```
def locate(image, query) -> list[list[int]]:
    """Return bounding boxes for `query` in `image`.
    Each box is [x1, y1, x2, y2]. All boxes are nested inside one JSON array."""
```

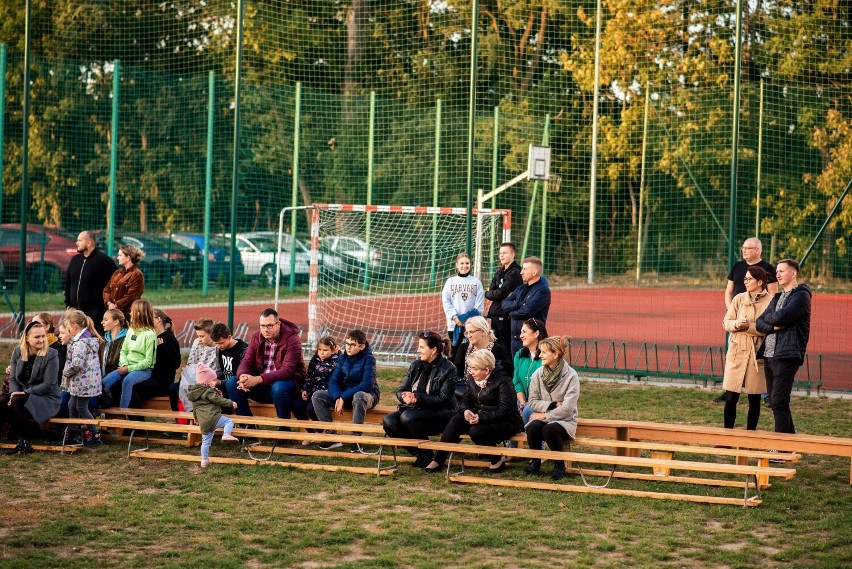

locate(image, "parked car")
[[321, 235, 390, 279], [99, 233, 202, 288], [0, 224, 78, 293], [170, 233, 244, 282], [234, 231, 343, 286]]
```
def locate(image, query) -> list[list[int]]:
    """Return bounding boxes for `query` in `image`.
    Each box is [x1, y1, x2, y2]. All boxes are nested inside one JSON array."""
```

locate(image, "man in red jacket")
[[227, 308, 307, 419]]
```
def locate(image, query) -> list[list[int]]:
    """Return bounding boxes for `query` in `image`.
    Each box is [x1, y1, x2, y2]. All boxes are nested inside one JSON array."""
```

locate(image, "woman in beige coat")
[[722, 265, 772, 430]]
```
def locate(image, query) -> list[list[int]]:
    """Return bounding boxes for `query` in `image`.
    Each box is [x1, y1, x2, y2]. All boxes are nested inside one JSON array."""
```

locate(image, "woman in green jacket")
[[512, 318, 548, 425], [100, 299, 157, 408]]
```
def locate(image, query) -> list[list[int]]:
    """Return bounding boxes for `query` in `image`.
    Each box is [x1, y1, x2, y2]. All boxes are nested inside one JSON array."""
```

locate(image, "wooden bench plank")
[[0, 442, 79, 453], [130, 450, 395, 475], [571, 437, 800, 462], [450, 475, 763, 507]]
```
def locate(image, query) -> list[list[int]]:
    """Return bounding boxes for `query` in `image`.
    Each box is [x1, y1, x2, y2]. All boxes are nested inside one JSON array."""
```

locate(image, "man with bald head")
[[714, 237, 778, 403], [64, 230, 117, 333]]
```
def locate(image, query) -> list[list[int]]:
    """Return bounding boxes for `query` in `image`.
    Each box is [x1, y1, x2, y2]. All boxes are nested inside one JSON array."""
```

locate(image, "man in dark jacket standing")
[[229, 308, 307, 419], [502, 256, 551, 356], [756, 259, 811, 434], [484, 242, 522, 351], [64, 231, 117, 332]]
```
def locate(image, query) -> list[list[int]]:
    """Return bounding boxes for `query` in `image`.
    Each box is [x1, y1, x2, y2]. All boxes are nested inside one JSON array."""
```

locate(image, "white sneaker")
[[318, 441, 343, 450], [221, 434, 239, 443], [200, 459, 210, 468], [301, 439, 313, 446]]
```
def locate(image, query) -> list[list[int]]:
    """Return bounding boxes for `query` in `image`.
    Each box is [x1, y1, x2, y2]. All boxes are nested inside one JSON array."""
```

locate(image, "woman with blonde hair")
[[442, 252, 484, 360], [100, 299, 157, 408], [454, 315, 512, 381], [0, 321, 61, 454], [61, 310, 105, 445], [424, 350, 521, 474], [103, 244, 145, 320], [523, 336, 580, 480]]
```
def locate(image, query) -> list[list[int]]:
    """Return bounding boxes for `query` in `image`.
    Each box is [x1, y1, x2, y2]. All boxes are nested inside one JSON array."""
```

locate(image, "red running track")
[[146, 287, 852, 391]]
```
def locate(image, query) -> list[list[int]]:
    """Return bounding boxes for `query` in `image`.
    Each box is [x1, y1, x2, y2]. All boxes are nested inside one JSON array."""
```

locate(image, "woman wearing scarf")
[[722, 265, 771, 430], [442, 253, 484, 360], [424, 350, 521, 474], [523, 336, 580, 480], [382, 331, 461, 467]]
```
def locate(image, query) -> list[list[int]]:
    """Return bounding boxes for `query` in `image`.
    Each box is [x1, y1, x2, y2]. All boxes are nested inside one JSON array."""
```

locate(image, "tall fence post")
[[728, 0, 744, 269], [289, 81, 301, 292], [636, 84, 650, 285], [203, 70, 214, 296], [227, 0, 245, 330], [588, 0, 603, 285], [430, 98, 442, 287], [19, 0, 33, 327], [539, 114, 551, 268], [0, 44, 6, 223], [465, 0, 480, 257], [107, 60, 120, 258], [363, 90, 375, 291], [490, 106, 499, 267], [755, 78, 764, 238]]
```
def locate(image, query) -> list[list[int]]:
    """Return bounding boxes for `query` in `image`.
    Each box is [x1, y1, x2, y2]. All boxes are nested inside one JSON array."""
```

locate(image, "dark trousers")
[[490, 315, 512, 353], [724, 391, 762, 430], [525, 419, 572, 465], [765, 358, 799, 434], [382, 407, 454, 457], [0, 393, 36, 439], [433, 413, 518, 465]]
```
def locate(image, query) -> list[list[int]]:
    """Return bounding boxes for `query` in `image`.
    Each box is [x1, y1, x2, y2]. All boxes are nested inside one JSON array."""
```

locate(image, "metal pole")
[[227, 0, 245, 330], [363, 90, 375, 290], [490, 106, 499, 266], [0, 44, 6, 223], [539, 115, 551, 268], [587, 0, 602, 285], [800, 178, 852, 267], [755, 78, 764, 238], [289, 81, 301, 292], [107, 60, 120, 257], [19, 0, 32, 327], [465, 0, 480, 256], [636, 84, 650, 285], [430, 98, 441, 287], [728, 0, 744, 270], [203, 70, 214, 296]]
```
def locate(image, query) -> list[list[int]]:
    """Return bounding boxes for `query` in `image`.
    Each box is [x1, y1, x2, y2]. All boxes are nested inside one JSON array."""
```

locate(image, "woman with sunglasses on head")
[[0, 321, 61, 455], [128, 309, 181, 407], [454, 316, 512, 381], [383, 331, 461, 467], [425, 350, 521, 474], [722, 265, 772, 430]]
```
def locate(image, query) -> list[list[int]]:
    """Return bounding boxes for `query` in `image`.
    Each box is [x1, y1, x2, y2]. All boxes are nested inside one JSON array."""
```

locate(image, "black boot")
[[6, 438, 32, 456], [524, 459, 541, 475], [414, 451, 434, 468], [551, 461, 566, 481]]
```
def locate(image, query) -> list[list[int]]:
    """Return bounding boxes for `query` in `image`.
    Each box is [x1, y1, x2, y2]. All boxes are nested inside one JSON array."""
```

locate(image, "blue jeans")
[[102, 368, 154, 408], [225, 377, 304, 419], [201, 415, 235, 462], [311, 390, 377, 425]]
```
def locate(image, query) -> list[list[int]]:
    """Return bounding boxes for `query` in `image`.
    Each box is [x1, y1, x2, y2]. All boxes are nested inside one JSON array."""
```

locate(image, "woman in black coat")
[[425, 349, 522, 473], [383, 331, 461, 467], [454, 315, 512, 380]]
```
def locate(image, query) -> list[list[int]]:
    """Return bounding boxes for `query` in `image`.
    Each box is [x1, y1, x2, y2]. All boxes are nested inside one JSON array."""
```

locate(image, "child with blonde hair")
[[61, 310, 105, 445], [187, 363, 239, 467]]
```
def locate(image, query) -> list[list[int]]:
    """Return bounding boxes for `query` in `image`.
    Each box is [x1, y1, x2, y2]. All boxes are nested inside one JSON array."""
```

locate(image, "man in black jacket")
[[64, 231, 117, 332], [756, 259, 811, 434], [484, 242, 522, 351]]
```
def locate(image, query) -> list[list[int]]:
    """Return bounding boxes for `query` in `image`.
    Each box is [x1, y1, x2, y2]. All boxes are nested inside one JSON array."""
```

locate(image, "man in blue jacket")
[[312, 330, 380, 450], [756, 259, 811, 434], [502, 256, 551, 356]]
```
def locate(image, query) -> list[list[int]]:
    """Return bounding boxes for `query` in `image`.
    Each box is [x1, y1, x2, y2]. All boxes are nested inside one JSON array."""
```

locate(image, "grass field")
[[1, 367, 851, 568]]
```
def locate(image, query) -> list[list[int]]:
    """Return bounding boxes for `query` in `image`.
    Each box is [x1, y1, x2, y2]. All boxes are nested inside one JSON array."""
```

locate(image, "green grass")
[[1, 369, 850, 568]]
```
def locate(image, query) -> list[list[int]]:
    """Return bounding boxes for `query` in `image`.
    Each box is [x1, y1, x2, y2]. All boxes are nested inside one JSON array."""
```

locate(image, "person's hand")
[[118, 366, 129, 375], [302, 390, 309, 401], [518, 399, 526, 411], [401, 391, 415, 404], [555, 401, 563, 408], [8, 391, 25, 405], [463, 409, 476, 423], [530, 412, 547, 422], [238, 374, 261, 391], [231, 401, 237, 409], [5, 365, 10, 375], [468, 413, 480, 425], [107, 302, 117, 310], [334, 398, 344, 416]]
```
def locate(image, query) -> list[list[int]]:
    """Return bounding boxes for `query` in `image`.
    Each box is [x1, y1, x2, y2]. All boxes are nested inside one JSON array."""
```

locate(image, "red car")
[[0, 224, 79, 293]]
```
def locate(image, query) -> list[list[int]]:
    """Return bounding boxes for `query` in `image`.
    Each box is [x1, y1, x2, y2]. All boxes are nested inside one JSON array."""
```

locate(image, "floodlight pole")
[[0, 44, 6, 222], [107, 60, 120, 258], [587, 0, 602, 285], [728, 0, 744, 271], [465, 0, 480, 257], [227, 0, 245, 330]]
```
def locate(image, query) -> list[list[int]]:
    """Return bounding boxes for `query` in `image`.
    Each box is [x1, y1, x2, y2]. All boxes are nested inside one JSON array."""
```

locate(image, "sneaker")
[[221, 434, 239, 443], [200, 459, 210, 468], [301, 439, 313, 447], [767, 450, 787, 465], [349, 443, 362, 453], [318, 441, 343, 450], [83, 431, 102, 446]]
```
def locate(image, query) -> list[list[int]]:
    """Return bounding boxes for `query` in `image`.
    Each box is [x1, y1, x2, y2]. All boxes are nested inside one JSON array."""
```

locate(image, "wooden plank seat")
[[0, 442, 79, 454], [417, 441, 796, 507], [576, 418, 852, 484], [45, 417, 105, 454]]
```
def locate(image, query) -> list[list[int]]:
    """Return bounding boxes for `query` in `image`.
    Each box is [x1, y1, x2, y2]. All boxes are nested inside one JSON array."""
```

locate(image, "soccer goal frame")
[[304, 204, 511, 362]]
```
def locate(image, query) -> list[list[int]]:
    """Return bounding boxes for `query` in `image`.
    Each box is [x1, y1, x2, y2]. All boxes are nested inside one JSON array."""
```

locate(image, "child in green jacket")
[[187, 363, 238, 467]]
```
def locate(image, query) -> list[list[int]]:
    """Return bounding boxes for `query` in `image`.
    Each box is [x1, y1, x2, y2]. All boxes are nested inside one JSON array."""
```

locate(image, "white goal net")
[[307, 205, 511, 363]]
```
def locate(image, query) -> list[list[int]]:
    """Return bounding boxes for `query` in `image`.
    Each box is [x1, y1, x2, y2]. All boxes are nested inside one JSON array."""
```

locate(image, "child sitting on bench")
[[187, 363, 239, 467]]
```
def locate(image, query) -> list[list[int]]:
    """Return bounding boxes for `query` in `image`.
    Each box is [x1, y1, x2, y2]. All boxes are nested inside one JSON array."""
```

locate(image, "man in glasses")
[[228, 308, 307, 420], [715, 237, 778, 403]]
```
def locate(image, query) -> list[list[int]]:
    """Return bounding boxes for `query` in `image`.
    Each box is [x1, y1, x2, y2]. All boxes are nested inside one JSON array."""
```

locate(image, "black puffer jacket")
[[756, 284, 812, 364], [395, 355, 460, 411], [457, 369, 522, 429]]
